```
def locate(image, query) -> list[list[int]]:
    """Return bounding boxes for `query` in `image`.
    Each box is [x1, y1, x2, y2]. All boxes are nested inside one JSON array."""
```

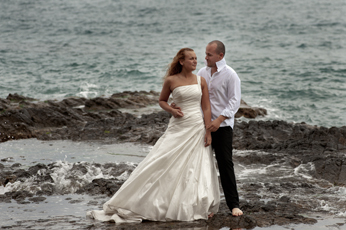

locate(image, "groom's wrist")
[[218, 115, 227, 122]]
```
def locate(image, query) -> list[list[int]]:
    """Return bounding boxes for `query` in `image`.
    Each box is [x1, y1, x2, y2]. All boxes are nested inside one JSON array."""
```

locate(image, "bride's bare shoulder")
[[165, 74, 180, 83]]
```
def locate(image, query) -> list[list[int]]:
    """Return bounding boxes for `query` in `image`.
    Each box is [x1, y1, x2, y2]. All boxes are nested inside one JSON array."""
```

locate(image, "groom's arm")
[[220, 72, 241, 121], [207, 72, 241, 132]]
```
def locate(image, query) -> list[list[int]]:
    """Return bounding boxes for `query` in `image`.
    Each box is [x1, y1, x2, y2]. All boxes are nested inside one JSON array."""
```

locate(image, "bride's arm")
[[159, 77, 184, 118], [201, 77, 212, 147]]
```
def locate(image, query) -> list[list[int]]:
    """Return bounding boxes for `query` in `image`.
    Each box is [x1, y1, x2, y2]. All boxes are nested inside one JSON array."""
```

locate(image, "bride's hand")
[[171, 108, 184, 118], [204, 132, 212, 147]]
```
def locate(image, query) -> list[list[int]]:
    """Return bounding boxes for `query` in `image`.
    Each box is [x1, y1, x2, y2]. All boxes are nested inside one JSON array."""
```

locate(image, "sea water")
[[0, 0, 345, 127], [1, 1, 346, 228], [1, 140, 346, 229]]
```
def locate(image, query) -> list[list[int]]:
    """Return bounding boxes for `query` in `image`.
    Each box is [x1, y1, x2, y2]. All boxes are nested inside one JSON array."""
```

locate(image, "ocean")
[[1, 1, 346, 228], [0, 0, 345, 128]]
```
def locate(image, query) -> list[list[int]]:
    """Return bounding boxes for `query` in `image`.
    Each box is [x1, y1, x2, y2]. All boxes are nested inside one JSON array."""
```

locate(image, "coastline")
[[1, 91, 346, 229]]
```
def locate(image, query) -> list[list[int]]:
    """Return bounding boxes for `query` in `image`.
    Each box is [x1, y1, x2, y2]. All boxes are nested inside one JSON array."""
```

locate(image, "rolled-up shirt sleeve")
[[220, 72, 241, 119]]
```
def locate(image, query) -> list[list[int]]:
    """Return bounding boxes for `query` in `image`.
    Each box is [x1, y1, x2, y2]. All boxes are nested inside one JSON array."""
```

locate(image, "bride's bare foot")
[[232, 208, 243, 216], [208, 213, 214, 218]]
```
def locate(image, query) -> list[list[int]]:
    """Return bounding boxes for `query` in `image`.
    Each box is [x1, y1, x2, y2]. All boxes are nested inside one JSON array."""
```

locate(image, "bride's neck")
[[179, 69, 194, 78]]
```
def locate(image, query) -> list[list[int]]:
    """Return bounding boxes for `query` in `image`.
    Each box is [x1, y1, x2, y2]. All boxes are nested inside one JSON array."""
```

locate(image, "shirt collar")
[[215, 58, 226, 72], [205, 58, 227, 73]]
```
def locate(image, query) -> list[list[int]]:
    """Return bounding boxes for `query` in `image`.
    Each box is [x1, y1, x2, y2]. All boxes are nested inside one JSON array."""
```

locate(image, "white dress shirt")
[[197, 58, 241, 129]]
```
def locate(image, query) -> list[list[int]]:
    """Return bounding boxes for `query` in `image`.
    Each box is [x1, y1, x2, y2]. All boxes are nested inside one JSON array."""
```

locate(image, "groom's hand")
[[170, 103, 183, 118], [170, 103, 181, 110], [171, 108, 184, 118], [207, 119, 221, 132], [207, 116, 227, 132]]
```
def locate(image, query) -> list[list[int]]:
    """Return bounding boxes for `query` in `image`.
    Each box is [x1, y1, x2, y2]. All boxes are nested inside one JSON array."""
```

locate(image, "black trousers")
[[211, 126, 239, 210]]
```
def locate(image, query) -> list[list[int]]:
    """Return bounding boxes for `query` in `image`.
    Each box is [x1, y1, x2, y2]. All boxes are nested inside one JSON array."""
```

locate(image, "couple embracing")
[[87, 40, 243, 223]]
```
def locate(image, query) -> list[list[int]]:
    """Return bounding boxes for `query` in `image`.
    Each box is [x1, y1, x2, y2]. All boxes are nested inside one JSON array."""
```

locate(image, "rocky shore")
[[0, 92, 267, 144], [1, 91, 346, 229]]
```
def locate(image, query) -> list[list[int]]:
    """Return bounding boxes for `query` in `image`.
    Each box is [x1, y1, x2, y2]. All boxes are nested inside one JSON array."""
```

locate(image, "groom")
[[198, 40, 243, 216]]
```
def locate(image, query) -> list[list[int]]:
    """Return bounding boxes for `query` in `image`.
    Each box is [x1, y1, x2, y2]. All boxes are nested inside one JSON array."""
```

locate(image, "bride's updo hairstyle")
[[164, 48, 194, 79]]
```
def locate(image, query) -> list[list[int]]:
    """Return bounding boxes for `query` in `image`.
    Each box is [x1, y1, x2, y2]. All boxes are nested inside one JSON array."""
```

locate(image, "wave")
[[1, 161, 136, 196]]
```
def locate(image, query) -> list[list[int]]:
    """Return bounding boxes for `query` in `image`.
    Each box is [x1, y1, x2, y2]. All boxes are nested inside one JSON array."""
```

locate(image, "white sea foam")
[[1, 181, 25, 194], [294, 162, 315, 179], [336, 211, 346, 217], [233, 149, 271, 156], [336, 187, 346, 195], [319, 200, 333, 212], [1, 160, 136, 195], [238, 165, 268, 179], [77, 82, 99, 98], [115, 170, 132, 181]]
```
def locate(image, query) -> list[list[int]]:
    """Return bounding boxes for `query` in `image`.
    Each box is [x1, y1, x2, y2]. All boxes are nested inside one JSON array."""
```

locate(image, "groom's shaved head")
[[209, 40, 225, 56]]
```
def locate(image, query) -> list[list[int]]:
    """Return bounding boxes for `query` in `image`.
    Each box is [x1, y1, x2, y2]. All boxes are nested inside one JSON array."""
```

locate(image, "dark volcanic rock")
[[0, 92, 162, 143], [236, 99, 267, 118], [0, 92, 266, 143], [6, 93, 36, 102], [77, 181, 317, 229], [0, 160, 328, 229], [233, 120, 346, 185], [76, 178, 123, 196], [1, 91, 346, 226], [233, 120, 346, 155], [1, 92, 346, 186], [28, 196, 47, 203]]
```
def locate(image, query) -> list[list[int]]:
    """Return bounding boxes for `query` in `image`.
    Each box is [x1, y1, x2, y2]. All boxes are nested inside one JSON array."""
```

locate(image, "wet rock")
[[11, 163, 22, 168], [68, 199, 83, 204], [0, 160, 324, 229], [311, 156, 346, 186], [7, 190, 33, 201], [28, 196, 47, 203], [0, 92, 266, 144], [14, 169, 31, 179], [236, 99, 267, 118], [103, 162, 136, 178], [36, 184, 55, 196], [1, 157, 14, 162], [1, 91, 346, 186], [1, 174, 17, 186], [70, 163, 88, 175], [28, 163, 48, 175], [208, 212, 257, 229], [6, 93, 35, 102], [278, 195, 291, 203], [1, 92, 346, 229], [84, 91, 160, 111], [87, 200, 99, 206], [232, 120, 346, 185], [234, 152, 277, 165], [76, 178, 124, 196], [0, 194, 11, 203]]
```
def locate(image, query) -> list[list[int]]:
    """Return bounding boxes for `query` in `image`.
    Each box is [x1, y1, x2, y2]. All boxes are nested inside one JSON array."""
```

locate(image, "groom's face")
[[205, 43, 223, 68]]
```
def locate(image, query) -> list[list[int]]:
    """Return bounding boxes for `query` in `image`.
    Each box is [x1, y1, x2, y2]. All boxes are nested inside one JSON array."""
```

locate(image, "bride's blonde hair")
[[164, 48, 194, 79]]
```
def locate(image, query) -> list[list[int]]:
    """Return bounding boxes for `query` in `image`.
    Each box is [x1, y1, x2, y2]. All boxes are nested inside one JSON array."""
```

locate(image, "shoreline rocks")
[[0, 161, 318, 229], [1, 92, 346, 186], [1, 92, 346, 229], [0, 92, 266, 144]]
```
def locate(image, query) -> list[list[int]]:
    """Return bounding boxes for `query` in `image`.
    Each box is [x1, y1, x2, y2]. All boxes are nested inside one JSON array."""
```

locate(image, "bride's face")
[[181, 51, 197, 71]]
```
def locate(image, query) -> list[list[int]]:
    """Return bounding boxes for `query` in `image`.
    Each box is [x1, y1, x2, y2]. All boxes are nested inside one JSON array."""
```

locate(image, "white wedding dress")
[[87, 76, 220, 223]]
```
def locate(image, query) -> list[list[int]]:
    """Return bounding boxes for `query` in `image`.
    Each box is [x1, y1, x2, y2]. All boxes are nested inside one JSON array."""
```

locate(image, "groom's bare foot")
[[208, 213, 214, 218], [232, 208, 243, 216]]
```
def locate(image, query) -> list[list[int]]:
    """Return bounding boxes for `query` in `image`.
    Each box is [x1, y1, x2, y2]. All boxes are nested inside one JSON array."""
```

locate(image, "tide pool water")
[[1, 0, 345, 127], [1, 140, 346, 229]]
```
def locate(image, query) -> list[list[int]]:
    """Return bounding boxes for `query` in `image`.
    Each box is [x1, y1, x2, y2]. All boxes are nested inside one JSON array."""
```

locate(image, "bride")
[[87, 48, 220, 223]]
